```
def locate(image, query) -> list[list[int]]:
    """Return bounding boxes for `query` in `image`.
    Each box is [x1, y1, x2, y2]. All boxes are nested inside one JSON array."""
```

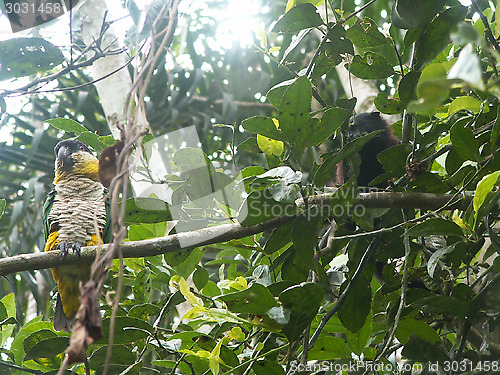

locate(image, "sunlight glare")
[[214, 0, 262, 48]]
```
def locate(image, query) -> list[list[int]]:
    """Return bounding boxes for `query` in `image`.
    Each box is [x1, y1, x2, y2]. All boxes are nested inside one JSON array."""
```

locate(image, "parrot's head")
[[53, 139, 100, 184]]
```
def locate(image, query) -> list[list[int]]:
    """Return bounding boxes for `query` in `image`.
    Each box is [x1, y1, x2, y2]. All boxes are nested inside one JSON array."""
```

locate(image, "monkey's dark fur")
[[348, 112, 399, 187]]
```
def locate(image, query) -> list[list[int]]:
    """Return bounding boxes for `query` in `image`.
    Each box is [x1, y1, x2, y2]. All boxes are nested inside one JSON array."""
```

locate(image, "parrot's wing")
[[42, 190, 57, 242]]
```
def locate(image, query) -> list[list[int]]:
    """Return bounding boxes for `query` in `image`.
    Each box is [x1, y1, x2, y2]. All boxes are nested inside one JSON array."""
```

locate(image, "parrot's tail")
[[54, 293, 75, 332]]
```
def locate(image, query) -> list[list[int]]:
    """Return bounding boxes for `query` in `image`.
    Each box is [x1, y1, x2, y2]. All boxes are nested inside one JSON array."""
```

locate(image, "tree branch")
[[0, 191, 473, 277]]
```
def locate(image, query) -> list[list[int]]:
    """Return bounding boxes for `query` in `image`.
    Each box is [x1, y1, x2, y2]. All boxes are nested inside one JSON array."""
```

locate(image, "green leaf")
[[401, 336, 448, 362], [22, 329, 58, 356], [374, 92, 404, 114], [312, 31, 353, 78], [24, 336, 69, 361], [266, 79, 295, 109], [242, 116, 288, 142], [257, 134, 284, 157], [308, 337, 351, 360], [216, 283, 278, 315], [349, 52, 395, 80], [277, 75, 312, 147], [89, 345, 135, 370], [101, 316, 153, 344], [45, 118, 88, 135], [285, 0, 324, 12], [473, 171, 500, 218], [448, 96, 487, 116], [346, 17, 388, 48], [281, 247, 310, 282], [427, 244, 456, 278], [408, 218, 463, 237], [491, 107, 500, 153], [0, 38, 64, 81], [292, 208, 323, 269], [272, 3, 323, 33], [345, 311, 372, 355], [0, 199, 5, 220], [193, 266, 209, 290], [414, 6, 468, 70], [124, 198, 172, 224], [133, 267, 152, 304], [417, 296, 468, 317], [393, 0, 446, 29], [237, 189, 297, 226], [280, 283, 324, 342], [313, 130, 384, 186], [77, 132, 107, 152], [263, 221, 293, 254], [10, 319, 50, 365], [407, 79, 452, 115], [338, 276, 371, 332], [311, 107, 350, 145], [399, 71, 421, 104], [253, 360, 285, 375], [396, 319, 441, 345], [377, 143, 412, 176], [450, 121, 481, 162]]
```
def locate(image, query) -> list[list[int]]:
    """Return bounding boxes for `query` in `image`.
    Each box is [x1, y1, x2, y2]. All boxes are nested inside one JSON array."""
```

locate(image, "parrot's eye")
[[80, 146, 85, 151]]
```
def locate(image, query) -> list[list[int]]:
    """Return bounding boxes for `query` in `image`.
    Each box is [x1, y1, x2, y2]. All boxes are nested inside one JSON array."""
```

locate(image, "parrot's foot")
[[58, 241, 82, 258]]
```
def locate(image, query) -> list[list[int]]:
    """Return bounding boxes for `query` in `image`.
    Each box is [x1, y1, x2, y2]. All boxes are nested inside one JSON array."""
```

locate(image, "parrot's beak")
[[57, 145, 72, 171]]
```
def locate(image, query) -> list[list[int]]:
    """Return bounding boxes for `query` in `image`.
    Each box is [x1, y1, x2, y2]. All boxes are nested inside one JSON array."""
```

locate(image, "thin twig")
[[375, 210, 410, 360], [470, 0, 500, 53]]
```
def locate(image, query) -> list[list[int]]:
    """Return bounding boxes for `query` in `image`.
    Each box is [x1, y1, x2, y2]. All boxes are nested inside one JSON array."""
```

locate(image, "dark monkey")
[[346, 113, 427, 289], [347, 112, 399, 187]]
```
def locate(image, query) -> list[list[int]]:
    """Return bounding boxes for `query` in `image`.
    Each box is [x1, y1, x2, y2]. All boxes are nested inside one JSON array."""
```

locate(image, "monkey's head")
[[347, 112, 387, 139]]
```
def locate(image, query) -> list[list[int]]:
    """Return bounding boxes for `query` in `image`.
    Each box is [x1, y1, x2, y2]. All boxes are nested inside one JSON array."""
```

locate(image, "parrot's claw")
[[58, 241, 69, 259], [72, 243, 82, 256], [58, 241, 82, 258]]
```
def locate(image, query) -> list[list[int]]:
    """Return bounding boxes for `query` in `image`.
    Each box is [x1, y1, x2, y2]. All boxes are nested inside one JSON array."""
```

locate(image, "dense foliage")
[[1, 0, 500, 374]]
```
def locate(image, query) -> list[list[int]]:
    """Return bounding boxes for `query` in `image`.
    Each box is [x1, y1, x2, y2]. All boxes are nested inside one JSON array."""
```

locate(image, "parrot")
[[43, 139, 111, 331]]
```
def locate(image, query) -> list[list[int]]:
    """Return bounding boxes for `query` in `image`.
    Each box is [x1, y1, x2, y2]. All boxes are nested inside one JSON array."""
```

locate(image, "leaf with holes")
[[349, 52, 395, 80], [0, 38, 64, 81]]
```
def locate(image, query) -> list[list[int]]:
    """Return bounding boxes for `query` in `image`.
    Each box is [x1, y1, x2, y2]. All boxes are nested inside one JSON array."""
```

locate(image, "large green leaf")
[[408, 218, 463, 237], [309, 107, 350, 146], [308, 337, 351, 360], [242, 116, 288, 142], [237, 189, 298, 226], [292, 208, 323, 268], [393, 0, 446, 29], [216, 283, 278, 315], [450, 121, 481, 162], [337, 276, 371, 333], [349, 52, 395, 80], [0, 38, 64, 81], [280, 283, 324, 342], [346, 17, 388, 47], [277, 75, 312, 149], [272, 3, 323, 33], [45, 118, 88, 135], [414, 6, 467, 70], [396, 319, 441, 344]]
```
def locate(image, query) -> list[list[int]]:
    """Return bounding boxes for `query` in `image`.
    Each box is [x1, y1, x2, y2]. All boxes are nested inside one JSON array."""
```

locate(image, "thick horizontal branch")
[[305, 191, 472, 211], [0, 215, 293, 277], [0, 192, 472, 277]]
